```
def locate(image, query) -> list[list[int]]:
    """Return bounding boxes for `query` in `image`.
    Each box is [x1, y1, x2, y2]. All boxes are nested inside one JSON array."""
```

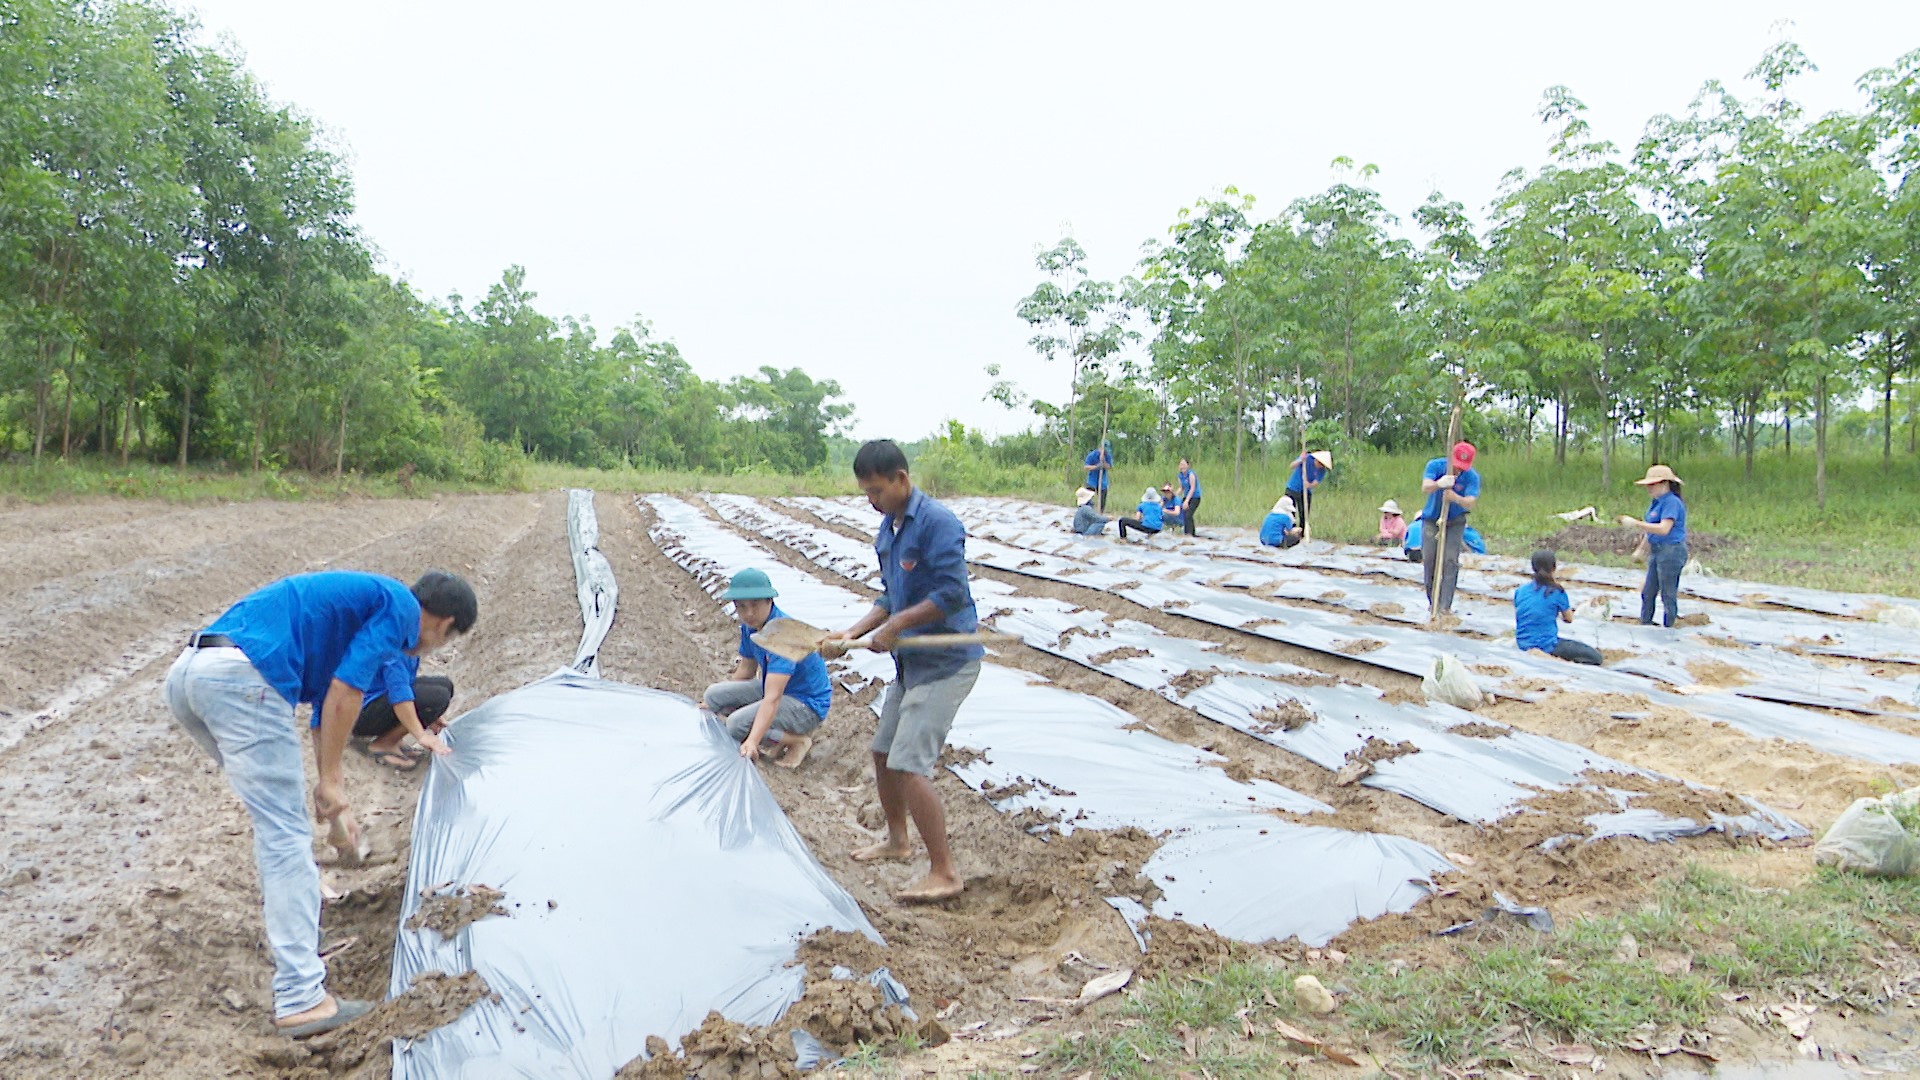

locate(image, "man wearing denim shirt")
[[827, 439, 983, 904]]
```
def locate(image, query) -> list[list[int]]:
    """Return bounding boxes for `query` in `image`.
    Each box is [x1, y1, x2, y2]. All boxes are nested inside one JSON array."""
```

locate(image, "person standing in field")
[[830, 439, 983, 904], [1176, 457, 1202, 537], [1284, 450, 1331, 535], [1082, 440, 1113, 512], [1513, 550, 1603, 665], [163, 570, 477, 1036], [1419, 441, 1481, 616], [1619, 464, 1688, 627]]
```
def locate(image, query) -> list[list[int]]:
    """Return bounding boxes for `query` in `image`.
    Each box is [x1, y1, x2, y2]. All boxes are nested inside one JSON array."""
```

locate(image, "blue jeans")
[[1641, 543, 1688, 627], [164, 648, 326, 1018]]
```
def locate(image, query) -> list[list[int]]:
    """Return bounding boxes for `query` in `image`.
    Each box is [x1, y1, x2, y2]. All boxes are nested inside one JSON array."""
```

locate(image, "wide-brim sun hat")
[[1142, 488, 1160, 503], [1310, 450, 1332, 468], [1634, 464, 1683, 487], [1378, 499, 1402, 515], [721, 567, 778, 601], [1075, 487, 1095, 506]]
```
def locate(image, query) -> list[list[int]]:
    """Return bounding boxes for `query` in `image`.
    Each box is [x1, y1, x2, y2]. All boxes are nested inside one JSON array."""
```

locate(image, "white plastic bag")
[[1812, 788, 1920, 878], [1422, 654, 1484, 711], [1874, 606, 1920, 630]]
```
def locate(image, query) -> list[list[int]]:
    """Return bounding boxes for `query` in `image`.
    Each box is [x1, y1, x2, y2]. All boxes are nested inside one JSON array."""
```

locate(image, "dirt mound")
[[615, 977, 948, 1079], [1448, 722, 1510, 739], [1087, 645, 1150, 665], [1682, 657, 1748, 688], [297, 970, 492, 1076], [404, 884, 507, 938], [1333, 638, 1386, 655], [1250, 700, 1315, 733], [1536, 523, 1735, 559]]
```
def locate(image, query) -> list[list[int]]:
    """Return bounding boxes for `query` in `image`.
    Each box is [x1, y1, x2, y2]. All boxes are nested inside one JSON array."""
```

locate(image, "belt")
[[190, 632, 238, 650]]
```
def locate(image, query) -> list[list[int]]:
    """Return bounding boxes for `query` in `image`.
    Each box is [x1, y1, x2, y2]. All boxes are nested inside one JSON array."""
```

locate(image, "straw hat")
[[1074, 487, 1095, 506], [1633, 464, 1683, 488], [1378, 499, 1402, 516], [1310, 450, 1332, 468]]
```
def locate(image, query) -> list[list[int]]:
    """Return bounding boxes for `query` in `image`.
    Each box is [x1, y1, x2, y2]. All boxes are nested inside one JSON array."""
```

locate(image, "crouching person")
[[703, 568, 832, 769]]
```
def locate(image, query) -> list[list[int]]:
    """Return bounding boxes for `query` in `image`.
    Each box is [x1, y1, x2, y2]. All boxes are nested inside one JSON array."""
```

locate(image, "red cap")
[[1450, 441, 1476, 469]]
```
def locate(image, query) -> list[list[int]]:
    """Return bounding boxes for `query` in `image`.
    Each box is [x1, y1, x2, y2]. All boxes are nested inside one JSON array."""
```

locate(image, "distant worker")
[[1259, 495, 1302, 549], [317, 655, 455, 772], [1418, 441, 1481, 615], [1285, 450, 1331, 534], [829, 439, 982, 904], [1071, 487, 1110, 536], [1619, 464, 1688, 628], [1159, 484, 1184, 531], [1377, 499, 1407, 546], [1513, 550, 1602, 665], [1176, 457, 1202, 537], [1082, 440, 1113, 512], [703, 568, 831, 768], [164, 570, 476, 1037], [1116, 487, 1164, 541], [1403, 518, 1484, 563]]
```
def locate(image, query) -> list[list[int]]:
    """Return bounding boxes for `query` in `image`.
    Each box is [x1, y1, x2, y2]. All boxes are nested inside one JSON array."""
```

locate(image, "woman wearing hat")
[[1259, 495, 1302, 549], [1376, 499, 1407, 545], [1619, 464, 1687, 627], [1284, 450, 1332, 535], [1071, 487, 1110, 536], [1158, 483, 1183, 530]]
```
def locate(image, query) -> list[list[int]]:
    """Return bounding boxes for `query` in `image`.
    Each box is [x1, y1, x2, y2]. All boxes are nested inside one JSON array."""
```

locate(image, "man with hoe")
[[1082, 439, 1113, 512], [831, 439, 983, 903], [164, 569, 478, 1036], [1419, 441, 1481, 616]]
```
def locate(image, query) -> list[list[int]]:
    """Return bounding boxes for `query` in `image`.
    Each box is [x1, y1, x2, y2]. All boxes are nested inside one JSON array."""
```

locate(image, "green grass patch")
[[1056, 865, 1919, 1076]]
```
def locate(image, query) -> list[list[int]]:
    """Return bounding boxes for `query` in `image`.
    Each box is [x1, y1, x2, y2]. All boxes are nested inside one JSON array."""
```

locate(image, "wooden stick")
[[1427, 402, 1464, 623]]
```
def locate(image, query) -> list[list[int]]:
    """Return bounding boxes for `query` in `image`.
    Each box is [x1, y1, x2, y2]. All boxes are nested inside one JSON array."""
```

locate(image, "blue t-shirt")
[[1083, 448, 1111, 490], [739, 603, 833, 719], [876, 488, 983, 686], [1646, 492, 1687, 546], [1286, 458, 1328, 492], [1513, 582, 1570, 652], [1259, 512, 1295, 546], [1138, 500, 1163, 530], [1178, 468, 1201, 501], [312, 654, 418, 729], [205, 571, 420, 707], [1420, 459, 1481, 523], [1405, 519, 1486, 554]]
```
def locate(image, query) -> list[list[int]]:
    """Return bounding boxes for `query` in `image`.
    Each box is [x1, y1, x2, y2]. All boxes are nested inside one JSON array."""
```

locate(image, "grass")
[[1048, 864, 1920, 1077], [10, 445, 1920, 595]]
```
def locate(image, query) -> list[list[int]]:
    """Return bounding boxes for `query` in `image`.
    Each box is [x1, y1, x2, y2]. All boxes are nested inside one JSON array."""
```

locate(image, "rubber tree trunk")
[[1815, 372, 1828, 510], [176, 348, 194, 469]]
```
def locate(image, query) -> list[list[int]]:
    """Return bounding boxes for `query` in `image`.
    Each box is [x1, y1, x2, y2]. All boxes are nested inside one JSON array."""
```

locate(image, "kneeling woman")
[[1513, 550, 1602, 665]]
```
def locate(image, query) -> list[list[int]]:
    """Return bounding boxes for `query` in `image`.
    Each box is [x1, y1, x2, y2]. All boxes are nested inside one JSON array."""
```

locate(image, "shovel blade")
[[750, 617, 830, 662]]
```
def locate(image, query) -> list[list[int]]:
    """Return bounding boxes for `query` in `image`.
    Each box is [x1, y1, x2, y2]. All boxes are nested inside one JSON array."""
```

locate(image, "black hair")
[[1529, 549, 1563, 595], [413, 570, 478, 633], [852, 439, 910, 480]]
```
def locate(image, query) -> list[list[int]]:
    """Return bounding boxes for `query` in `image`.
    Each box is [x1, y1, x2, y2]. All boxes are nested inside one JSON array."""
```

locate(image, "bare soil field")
[[1, 491, 1916, 1079]]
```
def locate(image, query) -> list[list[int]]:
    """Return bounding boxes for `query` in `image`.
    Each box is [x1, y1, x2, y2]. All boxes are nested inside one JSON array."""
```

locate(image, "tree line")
[[0, 0, 851, 479], [1010, 43, 1920, 507]]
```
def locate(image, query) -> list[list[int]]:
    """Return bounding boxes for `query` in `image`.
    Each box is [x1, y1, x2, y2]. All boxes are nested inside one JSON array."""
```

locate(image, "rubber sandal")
[[352, 741, 420, 772], [277, 998, 373, 1039]]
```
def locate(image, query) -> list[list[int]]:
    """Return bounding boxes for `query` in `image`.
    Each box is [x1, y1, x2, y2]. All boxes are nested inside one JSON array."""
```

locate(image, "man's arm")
[[729, 656, 758, 681], [313, 679, 363, 821], [1447, 491, 1478, 511], [392, 699, 449, 755], [740, 670, 793, 757]]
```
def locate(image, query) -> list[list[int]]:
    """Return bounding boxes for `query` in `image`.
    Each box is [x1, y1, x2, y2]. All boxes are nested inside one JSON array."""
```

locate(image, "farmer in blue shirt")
[[702, 568, 833, 768], [1513, 550, 1602, 665], [313, 654, 457, 772], [1419, 441, 1482, 615], [1284, 450, 1331, 535], [1082, 440, 1113, 512], [1403, 519, 1485, 562], [1260, 495, 1302, 548], [1176, 457, 1202, 537], [827, 439, 982, 904], [1117, 487, 1164, 541], [1619, 464, 1689, 627], [163, 570, 477, 1036]]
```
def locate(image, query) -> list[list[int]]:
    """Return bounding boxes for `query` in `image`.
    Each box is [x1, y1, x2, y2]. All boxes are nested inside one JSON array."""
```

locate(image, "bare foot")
[[895, 872, 964, 904], [850, 838, 914, 863], [772, 733, 813, 769]]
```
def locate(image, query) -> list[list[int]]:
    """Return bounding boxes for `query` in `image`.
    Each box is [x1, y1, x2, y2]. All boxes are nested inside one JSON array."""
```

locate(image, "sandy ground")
[[1, 491, 1916, 1078]]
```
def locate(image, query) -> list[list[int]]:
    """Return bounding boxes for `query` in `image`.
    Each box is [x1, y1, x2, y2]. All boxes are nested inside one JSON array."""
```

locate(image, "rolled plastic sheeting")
[[566, 489, 618, 676], [646, 495, 1456, 948], [390, 673, 881, 1078]]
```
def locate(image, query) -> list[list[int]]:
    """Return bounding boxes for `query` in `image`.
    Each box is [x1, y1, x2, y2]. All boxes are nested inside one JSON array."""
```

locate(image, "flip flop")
[[352, 741, 420, 772], [276, 998, 373, 1039]]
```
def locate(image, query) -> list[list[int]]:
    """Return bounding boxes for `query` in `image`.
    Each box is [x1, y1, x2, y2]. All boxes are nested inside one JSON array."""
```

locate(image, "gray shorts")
[[871, 660, 981, 776], [702, 679, 824, 741]]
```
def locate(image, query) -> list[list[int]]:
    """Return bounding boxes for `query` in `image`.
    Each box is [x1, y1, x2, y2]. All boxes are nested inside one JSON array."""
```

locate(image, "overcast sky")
[[178, 1, 1916, 441]]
